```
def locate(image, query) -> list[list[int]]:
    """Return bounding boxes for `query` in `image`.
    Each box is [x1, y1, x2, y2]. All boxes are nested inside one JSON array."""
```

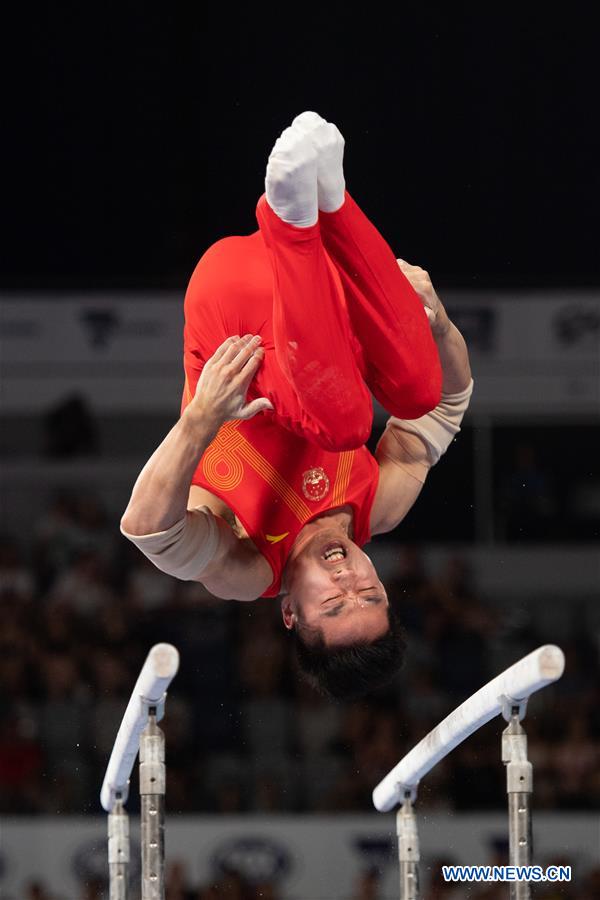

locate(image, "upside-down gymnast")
[[121, 111, 473, 700]]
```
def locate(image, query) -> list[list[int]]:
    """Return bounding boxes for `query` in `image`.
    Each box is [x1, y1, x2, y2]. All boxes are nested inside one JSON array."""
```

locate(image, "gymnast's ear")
[[280, 594, 295, 630]]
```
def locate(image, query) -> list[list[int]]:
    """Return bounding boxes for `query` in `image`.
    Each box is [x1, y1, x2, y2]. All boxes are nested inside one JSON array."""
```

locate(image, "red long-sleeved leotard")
[[181, 191, 442, 596]]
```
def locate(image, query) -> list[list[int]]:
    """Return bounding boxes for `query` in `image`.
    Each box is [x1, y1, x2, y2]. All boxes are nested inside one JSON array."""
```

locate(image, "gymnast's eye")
[[321, 595, 383, 616]]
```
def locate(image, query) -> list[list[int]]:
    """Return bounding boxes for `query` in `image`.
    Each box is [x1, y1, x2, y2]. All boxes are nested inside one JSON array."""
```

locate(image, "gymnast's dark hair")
[[291, 605, 407, 701]]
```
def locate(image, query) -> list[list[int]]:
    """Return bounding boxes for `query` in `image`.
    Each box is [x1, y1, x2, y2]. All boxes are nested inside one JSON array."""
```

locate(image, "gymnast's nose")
[[331, 565, 356, 585]]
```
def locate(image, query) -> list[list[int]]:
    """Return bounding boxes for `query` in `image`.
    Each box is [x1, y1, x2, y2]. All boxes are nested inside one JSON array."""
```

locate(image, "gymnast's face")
[[281, 527, 389, 646]]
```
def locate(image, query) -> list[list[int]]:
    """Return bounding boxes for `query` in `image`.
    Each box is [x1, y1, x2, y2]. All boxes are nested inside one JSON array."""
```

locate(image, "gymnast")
[[121, 111, 473, 700]]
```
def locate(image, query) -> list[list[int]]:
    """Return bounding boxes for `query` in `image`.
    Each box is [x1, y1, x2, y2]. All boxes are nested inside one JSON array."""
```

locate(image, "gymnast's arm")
[[119, 335, 273, 600], [370, 262, 473, 535]]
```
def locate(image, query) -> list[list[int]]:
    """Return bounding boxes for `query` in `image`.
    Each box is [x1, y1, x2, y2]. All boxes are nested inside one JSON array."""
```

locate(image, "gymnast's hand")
[[397, 259, 451, 338], [190, 335, 274, 425]]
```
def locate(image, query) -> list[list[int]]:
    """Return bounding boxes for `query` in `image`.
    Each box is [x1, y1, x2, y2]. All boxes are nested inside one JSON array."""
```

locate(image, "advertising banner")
[[1, 813, 597, 899], [2, 291, 598, 415]]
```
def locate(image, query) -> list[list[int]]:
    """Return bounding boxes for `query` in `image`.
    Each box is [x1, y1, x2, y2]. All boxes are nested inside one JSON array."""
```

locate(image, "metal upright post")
[[108, 796, 129, 900], [396, 793, 420, 900], [139, 708, 166, 900], [502, 707, 533, 900]]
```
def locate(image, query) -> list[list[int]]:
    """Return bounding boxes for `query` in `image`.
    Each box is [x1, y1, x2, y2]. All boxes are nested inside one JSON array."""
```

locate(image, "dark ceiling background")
[[5, 4, 599, 290]]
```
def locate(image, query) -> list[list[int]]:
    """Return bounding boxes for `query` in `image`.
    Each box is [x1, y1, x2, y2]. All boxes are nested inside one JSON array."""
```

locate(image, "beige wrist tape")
[[120, 505, 220, 581], [386, 378, 474, 466], [377, 428, 431, 484]]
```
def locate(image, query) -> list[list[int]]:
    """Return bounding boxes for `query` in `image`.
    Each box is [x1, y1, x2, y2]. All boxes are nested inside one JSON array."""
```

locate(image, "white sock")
[[291, 111, 346, 213], [265, 126, 318, 227]]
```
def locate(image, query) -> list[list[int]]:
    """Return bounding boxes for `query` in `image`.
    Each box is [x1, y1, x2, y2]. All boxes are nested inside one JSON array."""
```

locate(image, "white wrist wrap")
[[386, 378, 474, 466], [120, 505, 220, 581]]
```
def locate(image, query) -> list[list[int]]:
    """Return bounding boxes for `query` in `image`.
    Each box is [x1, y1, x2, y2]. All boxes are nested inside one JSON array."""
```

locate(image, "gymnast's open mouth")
[[320, 541, 347, 563]]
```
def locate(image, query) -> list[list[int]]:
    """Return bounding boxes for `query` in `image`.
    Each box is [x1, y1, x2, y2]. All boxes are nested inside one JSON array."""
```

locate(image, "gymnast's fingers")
[[236, 344, 265, 386], [209, 335, 241, 364], [230, 335, 263, 371], [219, 334, 254, 366]]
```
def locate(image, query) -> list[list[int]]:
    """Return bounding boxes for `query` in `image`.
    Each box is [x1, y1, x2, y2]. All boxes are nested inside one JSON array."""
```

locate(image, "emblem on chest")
[[302, 466, 330, 501]]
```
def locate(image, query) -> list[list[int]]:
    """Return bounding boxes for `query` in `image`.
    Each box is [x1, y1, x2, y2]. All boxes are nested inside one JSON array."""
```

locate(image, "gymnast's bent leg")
[[290, 110, 442, 419], [319, 190, 442, 419], [254, 194, 374, 452]]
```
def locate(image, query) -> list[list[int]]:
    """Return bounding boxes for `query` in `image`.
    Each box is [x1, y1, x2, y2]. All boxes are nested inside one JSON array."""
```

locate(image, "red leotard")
[[181, 190, 442, 597]]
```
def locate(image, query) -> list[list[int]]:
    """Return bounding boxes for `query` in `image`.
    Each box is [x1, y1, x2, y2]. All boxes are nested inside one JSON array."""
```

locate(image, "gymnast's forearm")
[[120, 407, 219, 536], [432, 315, 472, 394]]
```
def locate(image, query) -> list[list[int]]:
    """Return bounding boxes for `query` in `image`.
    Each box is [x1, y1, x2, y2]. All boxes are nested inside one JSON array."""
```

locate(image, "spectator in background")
[[552, 712, 599, 808], [159, 695, 197, 813], [195, 870, 251, 899], [251, 884, 278, 900], [431, 556, 496, 698], [0, 535, 35, 601], [43, 393, 98, 458], [498, 442, 557, 541], [450, 727, 503, 810], [48, 547, 115, 615], [24, 882, 55, 900], [424, 858, 463, 899], [88, 651, 130, 765], [126, 550, 176, 610], [36, 650, 91, 811], [239, 605, 295, 810], [73, 491, 116, 565], [325, 703, 380, 810], [77, 878, 104, 900], [0, 709, 44, 812], [386, 547, 430, 636], [34, 491, 82, 590], [578, 867, 600, 900], [166, 859, 196, 900], [353, 709, 403, 790], [352, 867, 380, 900], [0, 589, 36, 701], [469, 835, 509, 898], [404, 666, 449, 726], [34, 490, 114, 592]]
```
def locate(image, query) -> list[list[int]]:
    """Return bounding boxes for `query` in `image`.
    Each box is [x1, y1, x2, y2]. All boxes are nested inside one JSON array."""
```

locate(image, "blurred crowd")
[[1, 488, 599, 897], [2, 489, 599, 822]]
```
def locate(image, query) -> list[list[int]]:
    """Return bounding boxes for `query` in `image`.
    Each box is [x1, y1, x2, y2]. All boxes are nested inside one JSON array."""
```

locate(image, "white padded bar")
[[100, 643, 179, 812], [373, 645, 564, 812]]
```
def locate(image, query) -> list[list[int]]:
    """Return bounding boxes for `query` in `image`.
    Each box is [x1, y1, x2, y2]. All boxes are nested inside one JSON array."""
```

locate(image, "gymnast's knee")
[[408, 378, 443, 418], [378, 374, 442, 421], [312, 410, 372, 452]]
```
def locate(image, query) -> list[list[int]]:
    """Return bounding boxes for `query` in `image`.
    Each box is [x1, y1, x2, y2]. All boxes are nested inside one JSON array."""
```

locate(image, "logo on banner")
[[445, 306, 496, 353], [553, 305, 600, 347], [79, 308, 166, 351], [211, 836, 293, 884], [80, 309, 120, 349], [352, 835, 395, 871]]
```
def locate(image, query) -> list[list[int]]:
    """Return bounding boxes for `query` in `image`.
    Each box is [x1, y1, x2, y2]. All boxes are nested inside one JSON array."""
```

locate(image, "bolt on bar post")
[[108, 796, 129, 900], [502, 703, 533, 900], [397, 792, 420, 900], [139, 708, 166, 900]]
